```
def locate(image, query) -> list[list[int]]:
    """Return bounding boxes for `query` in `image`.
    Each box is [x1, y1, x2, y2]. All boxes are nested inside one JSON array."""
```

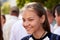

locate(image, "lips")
[[26, 27, 31, 31], [25, 26, 32, 31], [24, 26, 34, 34]]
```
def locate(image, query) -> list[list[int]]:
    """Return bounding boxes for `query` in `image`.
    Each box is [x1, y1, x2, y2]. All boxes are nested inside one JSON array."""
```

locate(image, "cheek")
[[31, 20, 40, 31]]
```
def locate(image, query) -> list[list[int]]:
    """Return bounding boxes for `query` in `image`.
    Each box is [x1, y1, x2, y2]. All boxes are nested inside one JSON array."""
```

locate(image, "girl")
[[21, 2, 60, 40]]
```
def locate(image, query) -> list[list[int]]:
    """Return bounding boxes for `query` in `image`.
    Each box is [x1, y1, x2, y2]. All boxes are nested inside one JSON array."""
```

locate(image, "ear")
[[40, 15, 45, 23]]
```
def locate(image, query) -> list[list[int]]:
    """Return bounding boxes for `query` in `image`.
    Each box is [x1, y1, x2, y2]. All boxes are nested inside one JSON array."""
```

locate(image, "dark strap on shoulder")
[[51, 33, 60, 40], [21, 35, 31, 40]]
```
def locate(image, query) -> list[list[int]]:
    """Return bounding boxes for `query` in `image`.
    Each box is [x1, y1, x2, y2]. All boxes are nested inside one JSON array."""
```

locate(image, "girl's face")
[[22, 9, 45, 34]]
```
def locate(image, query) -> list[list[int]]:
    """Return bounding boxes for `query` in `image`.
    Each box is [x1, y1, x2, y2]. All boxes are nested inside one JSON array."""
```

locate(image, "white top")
[[28, 36, 49, 40], [50, 24, 54, 32], [53, 24, 60, 35], [3, 16, 18, 40], [9, 20, 29, 40], [50, 20, 56, 33]]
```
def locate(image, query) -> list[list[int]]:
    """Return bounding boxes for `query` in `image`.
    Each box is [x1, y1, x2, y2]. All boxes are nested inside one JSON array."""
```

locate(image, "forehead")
[[22, 9, 39, 18]]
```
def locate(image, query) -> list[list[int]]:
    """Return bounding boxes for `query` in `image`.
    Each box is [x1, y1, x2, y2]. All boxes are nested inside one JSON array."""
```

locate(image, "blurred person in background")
[[1, 15, 6, 27], [0, 23, 3, 40], [0, 2, 3, 39], [21, 2, 60, 40], [44, 7, 56, 32], [53, 4, 60, 35], [9, 8, 29, 40], [3, 6, 19, 40], [0, 15, 3, 40]]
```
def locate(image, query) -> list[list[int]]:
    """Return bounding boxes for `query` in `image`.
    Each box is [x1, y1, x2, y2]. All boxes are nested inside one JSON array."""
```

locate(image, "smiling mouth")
[[26, 28, 30, 31], [25, 27, 31, 31]]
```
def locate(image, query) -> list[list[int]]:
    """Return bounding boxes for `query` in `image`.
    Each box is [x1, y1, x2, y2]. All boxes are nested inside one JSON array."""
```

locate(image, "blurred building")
[[8, 0, 16, 7], [2, 0, 8, 3], [0, 0, 2, 6], [1, 0, 8, 6]]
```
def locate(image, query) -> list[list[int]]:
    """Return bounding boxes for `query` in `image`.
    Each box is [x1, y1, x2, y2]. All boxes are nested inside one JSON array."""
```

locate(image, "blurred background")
[[0, 0, 60, 15]]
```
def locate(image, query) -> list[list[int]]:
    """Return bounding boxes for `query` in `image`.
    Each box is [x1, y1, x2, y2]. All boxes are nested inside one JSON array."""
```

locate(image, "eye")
[[28, 18, 34, 21]]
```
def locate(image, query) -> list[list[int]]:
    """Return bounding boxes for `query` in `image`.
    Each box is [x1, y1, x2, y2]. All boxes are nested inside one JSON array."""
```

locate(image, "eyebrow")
[[22, 16, 35, 19], [28, 16, 34, 18]]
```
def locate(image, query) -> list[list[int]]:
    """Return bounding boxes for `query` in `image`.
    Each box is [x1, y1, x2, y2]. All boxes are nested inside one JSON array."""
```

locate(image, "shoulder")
[[21, 35, 31, 40], [45, 32, 60, 40], [50, 33, 60, 40]]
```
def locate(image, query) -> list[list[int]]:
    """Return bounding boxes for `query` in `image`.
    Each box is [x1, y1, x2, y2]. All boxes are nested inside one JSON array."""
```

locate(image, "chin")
[[27, 31, 33, 34]]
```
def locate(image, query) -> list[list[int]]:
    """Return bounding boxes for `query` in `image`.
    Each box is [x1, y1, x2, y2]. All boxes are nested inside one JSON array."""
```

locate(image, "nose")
[[23, 21, 30, 28]]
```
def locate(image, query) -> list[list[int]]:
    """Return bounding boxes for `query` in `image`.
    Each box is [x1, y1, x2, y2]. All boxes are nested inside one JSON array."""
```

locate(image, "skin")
[[22, 8, 45, 39], [55, 10, 60, 26], [1, 16, 5, 27]]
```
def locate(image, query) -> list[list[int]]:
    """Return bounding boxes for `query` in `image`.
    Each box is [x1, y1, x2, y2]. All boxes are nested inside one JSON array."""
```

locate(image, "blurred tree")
[[16, 0, 47, 8], [16, 0, 60, 10], [45, 0, 60, 10], [1, 2, 10, 14], [16, 0, 33, 8], [32, 0, 47, 6]]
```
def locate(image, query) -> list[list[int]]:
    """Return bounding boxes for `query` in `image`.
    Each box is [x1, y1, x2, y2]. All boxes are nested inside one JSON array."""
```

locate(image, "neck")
[[33, 27, 45, 39]]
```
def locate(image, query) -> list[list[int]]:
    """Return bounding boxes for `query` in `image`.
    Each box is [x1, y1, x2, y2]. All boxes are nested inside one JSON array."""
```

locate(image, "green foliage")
[[16, 0, 33, 8], [1, 2, 10, 14], [44, 0, 60, 10], [16, 0, 60, 10], [16, 0, 47, 8]]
